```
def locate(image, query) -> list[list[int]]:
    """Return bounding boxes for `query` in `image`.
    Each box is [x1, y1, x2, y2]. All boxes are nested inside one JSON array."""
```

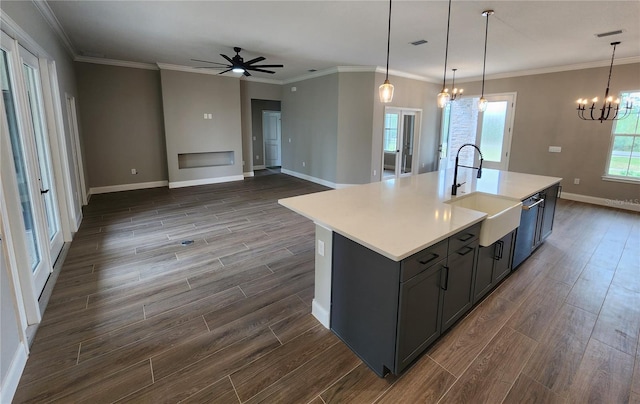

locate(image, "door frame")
[[438, 92, 516, 171], [65, 94, 87, 223], [262, 110, 282, 168], [475, 93, 516, 171], [382, 106, 422, 179]]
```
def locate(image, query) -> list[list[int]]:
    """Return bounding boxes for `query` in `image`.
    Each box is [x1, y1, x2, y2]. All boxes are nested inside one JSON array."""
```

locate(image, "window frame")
[[603, 90, 640, 183]]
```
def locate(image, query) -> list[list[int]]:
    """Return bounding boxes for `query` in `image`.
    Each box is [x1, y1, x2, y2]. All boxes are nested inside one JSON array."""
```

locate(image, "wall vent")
[[410, 39, 428, 46]]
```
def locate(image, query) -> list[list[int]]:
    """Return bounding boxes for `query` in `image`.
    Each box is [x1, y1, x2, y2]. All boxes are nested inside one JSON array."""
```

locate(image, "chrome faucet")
[[451, 143, 483, 196]]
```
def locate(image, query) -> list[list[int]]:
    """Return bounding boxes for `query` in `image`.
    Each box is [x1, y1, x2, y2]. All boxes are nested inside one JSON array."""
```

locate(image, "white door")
[[263, 111, 281, 167], [65, 95, 87, 208], [439, 93, 516, 171], [382, 108, 421, 179], [20, 45, 64, 262], [1, 34, 50, 297]]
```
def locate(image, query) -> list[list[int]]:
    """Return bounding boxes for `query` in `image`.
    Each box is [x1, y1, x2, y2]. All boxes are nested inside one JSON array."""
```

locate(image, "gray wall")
[[160, 70, 243, 184], [75, 63, 167, 188], [371, 72, 442, 181], [281, 74, 339, 182], [458, 62, 640, 201], [239, 81, 282, 173], [251, 99, 281, 168], [336, 72, 376, 184]]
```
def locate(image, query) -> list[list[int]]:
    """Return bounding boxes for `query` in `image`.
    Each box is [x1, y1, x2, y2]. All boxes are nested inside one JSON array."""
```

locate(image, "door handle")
[[440, 266, 449, 290], [494, 240, 504, 260], [418, 253, 440, 265], [40, 189, 49, 194], [522, 198, 544, 210], [457, 233, 474, 242]]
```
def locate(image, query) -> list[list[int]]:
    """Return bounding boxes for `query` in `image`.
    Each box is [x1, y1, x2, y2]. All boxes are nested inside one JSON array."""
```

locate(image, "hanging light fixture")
[[379, 0, 394, 103], [450, 68, 463, 101], [437, 0, 454, 108], [577, 42, 634, 122], [478, 10, 494, 113]]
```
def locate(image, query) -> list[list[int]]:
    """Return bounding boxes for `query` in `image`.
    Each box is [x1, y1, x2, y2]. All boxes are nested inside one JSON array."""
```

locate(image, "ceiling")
[[46, 1, 640, 83]]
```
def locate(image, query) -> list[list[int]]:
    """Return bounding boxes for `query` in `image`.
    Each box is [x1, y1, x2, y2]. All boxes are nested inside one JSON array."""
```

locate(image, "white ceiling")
[[47, 0, 640, 83]]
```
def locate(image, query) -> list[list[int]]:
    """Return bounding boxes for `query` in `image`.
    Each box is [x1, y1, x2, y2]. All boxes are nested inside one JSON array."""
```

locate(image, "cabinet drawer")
[[448, 222, 481, 254], [400, 239, 448, 282]]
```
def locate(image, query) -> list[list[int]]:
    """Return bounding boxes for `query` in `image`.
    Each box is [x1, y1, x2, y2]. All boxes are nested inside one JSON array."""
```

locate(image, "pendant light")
[[450, 68, 463, 101], [478, 10, 494, 112], [577, 42, 634, 122], [437, 0, 453, 108], [379, 0, 394, 103]]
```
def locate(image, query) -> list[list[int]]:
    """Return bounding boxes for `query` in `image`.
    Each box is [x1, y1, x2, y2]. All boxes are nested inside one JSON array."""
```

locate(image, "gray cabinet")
[[331, 223, 480, 376], [474, 231, 515, 302], [540, 184, 560, 241]]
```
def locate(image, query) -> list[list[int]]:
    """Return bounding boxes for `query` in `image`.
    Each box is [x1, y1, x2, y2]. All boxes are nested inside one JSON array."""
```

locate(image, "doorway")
[[382, 108, 421, 179], [262, 110, 281, 168], [439, 93, 516, 171]]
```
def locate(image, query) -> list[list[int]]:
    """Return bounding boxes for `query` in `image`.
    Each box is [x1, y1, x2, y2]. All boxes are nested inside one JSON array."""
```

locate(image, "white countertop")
[[279, 169, 562, 261]]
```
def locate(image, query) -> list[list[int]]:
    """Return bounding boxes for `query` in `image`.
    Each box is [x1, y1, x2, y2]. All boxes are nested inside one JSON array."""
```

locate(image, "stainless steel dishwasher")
[[513, 194, 544, 268]]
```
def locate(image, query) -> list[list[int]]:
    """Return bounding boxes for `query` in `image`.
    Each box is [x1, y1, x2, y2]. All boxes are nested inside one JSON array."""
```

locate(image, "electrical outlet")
[[373, 169, 377, 176], [549, 146, 562, 153], [317, 240, 325, 256], [131, 168, 137, 175], [302, 161, 306, 167], [256, 155, 260, 160], [253, 136, 256, 141], [574, 178, 580, 185], [203, 113, 207, 119], [291, 86, 297, 92]]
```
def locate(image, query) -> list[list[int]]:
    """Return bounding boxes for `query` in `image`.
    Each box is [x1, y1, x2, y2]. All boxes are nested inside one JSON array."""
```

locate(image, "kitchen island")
[[279, 168, 561, 376]]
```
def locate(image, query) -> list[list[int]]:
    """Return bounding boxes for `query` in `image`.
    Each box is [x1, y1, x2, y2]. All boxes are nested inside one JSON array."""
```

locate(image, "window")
[[605, 90, 640, 181], [383, 113, 398, 152]]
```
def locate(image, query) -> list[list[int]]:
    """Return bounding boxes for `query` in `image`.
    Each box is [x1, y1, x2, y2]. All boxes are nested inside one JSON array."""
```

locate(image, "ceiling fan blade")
[[220, 54, 234, 64], [243, 70, 252, 77], [249, 64, 284, 68], [218, 68, 233, 75], [244, 56, 266, 65], [246, 67, 276, 74], [191, 59, 229, 66]]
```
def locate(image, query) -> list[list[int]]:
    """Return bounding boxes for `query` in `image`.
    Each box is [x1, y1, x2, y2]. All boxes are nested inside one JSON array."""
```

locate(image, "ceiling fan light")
[[379, 80, 394, 103], [232, 67, 245, 73]]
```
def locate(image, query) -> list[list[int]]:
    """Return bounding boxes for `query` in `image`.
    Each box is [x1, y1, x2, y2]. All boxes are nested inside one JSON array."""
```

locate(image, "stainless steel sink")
[[446, 192, 523, 247]]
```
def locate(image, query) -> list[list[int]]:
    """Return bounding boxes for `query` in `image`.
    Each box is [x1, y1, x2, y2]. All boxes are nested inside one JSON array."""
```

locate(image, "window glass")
[[607, 91, 640, 179]]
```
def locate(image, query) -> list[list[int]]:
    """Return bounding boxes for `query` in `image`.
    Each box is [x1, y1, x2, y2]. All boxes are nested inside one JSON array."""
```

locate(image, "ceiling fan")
[[191, 47, 284, 76]]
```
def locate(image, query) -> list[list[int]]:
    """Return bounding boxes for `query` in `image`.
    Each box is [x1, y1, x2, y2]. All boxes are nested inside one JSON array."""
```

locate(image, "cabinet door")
[[441, 242, 477, 332], [540, 184, 559, 241], [492, 231, 514, 283], [474, 244, 496, 303], [395, 262, 444, 374]]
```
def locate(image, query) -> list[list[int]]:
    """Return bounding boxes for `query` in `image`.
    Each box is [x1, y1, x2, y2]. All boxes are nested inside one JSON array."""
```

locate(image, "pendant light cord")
[[385, 0, 392, 80], [481, 12, 490, 97], [442, 0, 452, 91]]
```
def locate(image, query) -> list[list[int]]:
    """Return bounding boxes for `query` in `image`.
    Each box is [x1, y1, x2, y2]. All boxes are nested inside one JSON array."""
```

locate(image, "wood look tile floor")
[[14, 173, 640, 404]]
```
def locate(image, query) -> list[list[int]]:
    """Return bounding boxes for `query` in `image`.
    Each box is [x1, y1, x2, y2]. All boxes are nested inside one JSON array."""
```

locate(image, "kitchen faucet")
[[451, 143, 484, 196]]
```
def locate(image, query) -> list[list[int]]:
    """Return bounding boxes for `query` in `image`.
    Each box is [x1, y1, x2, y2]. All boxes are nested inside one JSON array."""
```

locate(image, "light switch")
[[548, 146, 562, 153], [203, 113, 207, 119], [317, 240, 325, 256], [207, 114, 212, 119]]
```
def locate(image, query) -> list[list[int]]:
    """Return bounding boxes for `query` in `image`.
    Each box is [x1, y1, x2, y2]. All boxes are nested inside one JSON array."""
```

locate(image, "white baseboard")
[[90, 180, 168, 195], [243, 171, 254, 178], [312, 299, 330, 329], [169, 175, 244, 189], [561, 192, 640, 212], [0, 342, 28, 404], [254, 165, 266, 170], [74, 210, 82, 231], [281, 168, 359, 189]]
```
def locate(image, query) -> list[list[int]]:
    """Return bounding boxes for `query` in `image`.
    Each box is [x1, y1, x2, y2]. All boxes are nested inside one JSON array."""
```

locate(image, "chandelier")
[[577, 42, 634, 122]]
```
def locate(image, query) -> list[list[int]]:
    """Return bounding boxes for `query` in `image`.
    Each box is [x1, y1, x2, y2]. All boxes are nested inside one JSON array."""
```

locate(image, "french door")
[[382, 108, 421, 179], [439, 94, 516, 171], [1, 32, 62, 299]]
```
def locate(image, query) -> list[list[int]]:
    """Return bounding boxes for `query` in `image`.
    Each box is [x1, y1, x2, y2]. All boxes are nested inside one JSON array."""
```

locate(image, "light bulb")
[[615, 98, 621, 104], [459, 89, 464, 94], [379, 80, 394, 103], [592, 97, 598, 103], [606, 96, 613, 102], [478, 97, 488, 112], [232, 67, 245, 73], [437, 91, 451, 108], [577, 99, 582, 104]]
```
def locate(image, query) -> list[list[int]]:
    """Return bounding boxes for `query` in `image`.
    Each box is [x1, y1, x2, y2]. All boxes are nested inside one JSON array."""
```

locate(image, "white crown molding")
[[157, 62, 237, 75], [282, 67, 341, 84], [244, 76, 282, 85], [76, 55, 158, 71], [455, 56, 640, 84], [382, 67, 441, 84], [31, 0, 76, 58]]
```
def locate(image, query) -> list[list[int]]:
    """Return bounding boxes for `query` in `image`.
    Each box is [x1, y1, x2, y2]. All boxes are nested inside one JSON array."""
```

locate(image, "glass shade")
[[379, 79, 394, 103], [437, 90, 451, 109], [478, 97, 488, 112], [232, 67, 245, 73]]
